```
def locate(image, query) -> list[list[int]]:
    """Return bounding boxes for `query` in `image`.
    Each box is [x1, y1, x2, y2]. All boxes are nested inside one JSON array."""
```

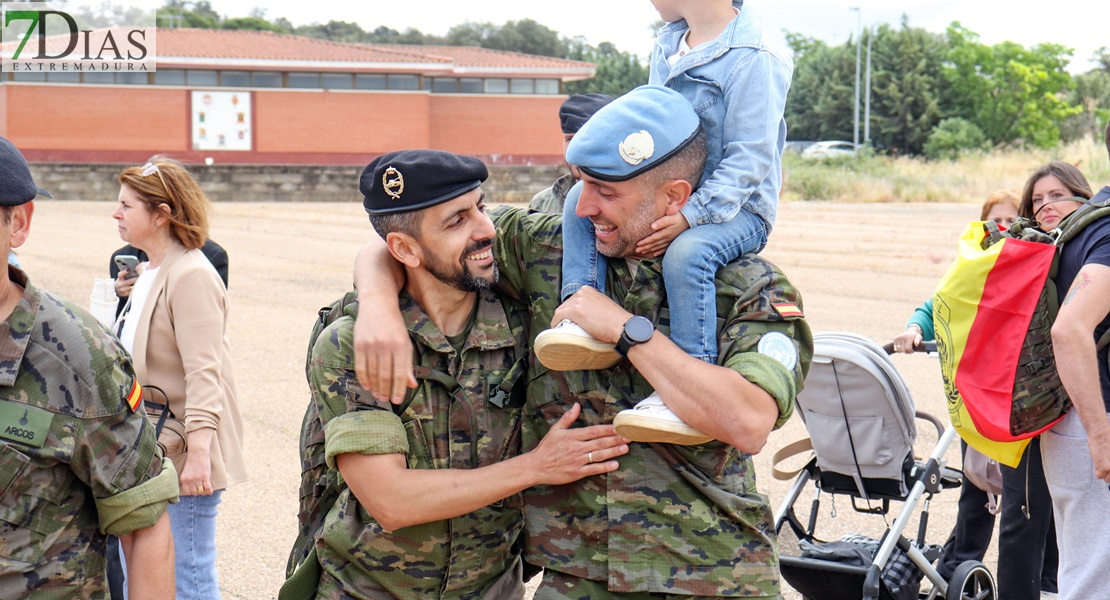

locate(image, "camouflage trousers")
[[317, 558, 525, 600], [532, 569, 781, 600]]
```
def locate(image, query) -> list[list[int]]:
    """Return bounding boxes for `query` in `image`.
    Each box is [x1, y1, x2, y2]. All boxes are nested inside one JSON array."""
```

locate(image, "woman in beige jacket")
[[113, 159, 246, 599]]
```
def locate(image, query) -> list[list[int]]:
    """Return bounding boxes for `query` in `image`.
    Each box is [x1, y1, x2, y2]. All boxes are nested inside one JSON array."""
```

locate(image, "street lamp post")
[[864, 25, 873, 146], [850, 7, 861, 152]]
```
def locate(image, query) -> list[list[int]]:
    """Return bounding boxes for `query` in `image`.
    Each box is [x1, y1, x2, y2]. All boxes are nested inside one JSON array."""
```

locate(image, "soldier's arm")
[[352, 234, 415, 403], [118, 511, 175, 597], [554, 287, 780, 453], [329, 403, 627, 531], [1052, 262, 1110, 483]]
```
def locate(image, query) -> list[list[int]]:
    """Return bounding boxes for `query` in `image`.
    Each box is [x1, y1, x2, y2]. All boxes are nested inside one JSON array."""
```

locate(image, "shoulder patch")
[[772, 301, 803, 318], [125, 380, 143, 412], [758, 332, 798, 371]]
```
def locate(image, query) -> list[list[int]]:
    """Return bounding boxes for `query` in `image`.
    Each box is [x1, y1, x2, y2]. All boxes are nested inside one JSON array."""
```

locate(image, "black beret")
[[0, 137, 52, 207], [361, 149, 488, 215], [559, 93, 614, 135]]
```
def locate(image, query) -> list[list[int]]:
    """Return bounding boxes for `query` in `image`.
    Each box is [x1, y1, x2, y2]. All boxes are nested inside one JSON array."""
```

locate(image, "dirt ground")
[[19, 198, 995, 599]]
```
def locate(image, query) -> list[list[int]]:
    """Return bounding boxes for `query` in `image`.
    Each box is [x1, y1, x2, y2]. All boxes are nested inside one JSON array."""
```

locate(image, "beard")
[[595, 194, 658, 259], [423, 240, 499, 292]]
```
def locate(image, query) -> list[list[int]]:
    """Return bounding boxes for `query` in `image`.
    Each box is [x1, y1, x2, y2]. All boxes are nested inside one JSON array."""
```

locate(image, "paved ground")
[[20, 198, 994, 599]]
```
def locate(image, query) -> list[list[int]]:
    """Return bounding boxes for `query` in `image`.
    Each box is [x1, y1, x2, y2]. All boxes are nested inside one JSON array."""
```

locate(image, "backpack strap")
[[1054, 197, 1110, 246], [490, 294, 530, 409]]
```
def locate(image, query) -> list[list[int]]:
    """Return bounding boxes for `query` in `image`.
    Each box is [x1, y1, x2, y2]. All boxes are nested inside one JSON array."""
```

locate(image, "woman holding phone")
[[112, 158, 246, 599]]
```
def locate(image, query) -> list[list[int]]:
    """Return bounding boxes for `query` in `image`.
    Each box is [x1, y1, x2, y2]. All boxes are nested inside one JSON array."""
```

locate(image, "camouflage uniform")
[[490, 207, 812, 599], [527, 173, 576, 215], [0, 267, 179, 598], [313, 289, 531, 600]]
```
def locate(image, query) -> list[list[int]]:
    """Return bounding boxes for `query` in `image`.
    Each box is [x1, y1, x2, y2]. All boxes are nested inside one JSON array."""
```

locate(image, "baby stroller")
[[772, 332, 997, 600]]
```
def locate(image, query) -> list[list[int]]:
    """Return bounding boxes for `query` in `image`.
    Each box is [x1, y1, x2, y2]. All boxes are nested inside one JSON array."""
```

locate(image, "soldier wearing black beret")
[[285, 148, 629, 599]]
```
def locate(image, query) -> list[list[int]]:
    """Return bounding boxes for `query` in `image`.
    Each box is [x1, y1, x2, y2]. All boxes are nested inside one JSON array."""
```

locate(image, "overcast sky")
[[78, 0, 1108, 74]]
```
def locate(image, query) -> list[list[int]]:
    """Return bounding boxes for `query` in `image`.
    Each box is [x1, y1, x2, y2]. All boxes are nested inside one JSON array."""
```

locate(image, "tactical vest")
[[283, 289, 529, 581]]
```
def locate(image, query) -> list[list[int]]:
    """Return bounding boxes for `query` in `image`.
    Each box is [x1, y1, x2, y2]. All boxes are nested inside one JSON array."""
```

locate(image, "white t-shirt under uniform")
[[118, 266, 159, 354]]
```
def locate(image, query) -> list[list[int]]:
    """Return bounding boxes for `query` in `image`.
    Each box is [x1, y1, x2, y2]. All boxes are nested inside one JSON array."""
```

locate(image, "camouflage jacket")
[[490, 207, 813, 598], [314, 289, 531, 599], [0, 267, 178, 599], [527, 173, 576, 215]]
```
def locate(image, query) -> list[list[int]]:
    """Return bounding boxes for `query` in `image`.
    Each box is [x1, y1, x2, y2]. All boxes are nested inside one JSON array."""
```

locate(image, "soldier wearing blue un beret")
[[351, 86, 814, 598], [286, 148, 630, 600]]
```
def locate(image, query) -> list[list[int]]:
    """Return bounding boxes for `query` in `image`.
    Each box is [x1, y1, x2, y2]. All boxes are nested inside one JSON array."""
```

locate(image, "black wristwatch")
[[615, 315, 654, 357]]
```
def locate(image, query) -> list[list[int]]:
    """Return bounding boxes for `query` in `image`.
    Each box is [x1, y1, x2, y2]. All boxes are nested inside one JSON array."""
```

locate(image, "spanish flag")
[[125, 380, 143, 412], [933, 222, 1055, 466]]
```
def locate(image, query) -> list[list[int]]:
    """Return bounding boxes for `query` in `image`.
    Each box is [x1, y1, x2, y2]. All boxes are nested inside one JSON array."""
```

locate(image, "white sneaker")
[[534, 319, 620, 371], [612, 392, 714, 445]]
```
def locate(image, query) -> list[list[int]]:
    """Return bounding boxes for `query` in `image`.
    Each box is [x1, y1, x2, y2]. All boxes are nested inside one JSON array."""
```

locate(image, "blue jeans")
[[168, 490, 223, 600], [562, 194, 768, 362]]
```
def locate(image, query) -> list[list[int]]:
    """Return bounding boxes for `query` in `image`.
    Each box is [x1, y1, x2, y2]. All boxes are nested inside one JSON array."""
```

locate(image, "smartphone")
[[114, 255, 140, 279]]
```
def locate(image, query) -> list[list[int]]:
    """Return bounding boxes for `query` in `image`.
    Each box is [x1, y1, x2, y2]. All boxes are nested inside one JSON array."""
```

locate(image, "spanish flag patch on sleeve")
[[125, 380, 143, 412], [772, 301, 803, 318]]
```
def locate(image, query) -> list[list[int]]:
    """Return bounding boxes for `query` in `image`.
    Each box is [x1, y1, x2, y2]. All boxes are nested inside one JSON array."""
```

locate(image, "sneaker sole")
[[612, 412, 714, 445], [534, 333, 620, 371]]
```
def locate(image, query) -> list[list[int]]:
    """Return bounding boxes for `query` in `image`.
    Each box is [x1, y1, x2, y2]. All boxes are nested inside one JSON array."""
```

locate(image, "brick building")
[[0, 28, 595, 166]]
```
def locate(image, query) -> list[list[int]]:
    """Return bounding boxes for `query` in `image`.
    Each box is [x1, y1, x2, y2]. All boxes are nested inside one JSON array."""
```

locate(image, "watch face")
[[625, 316, 654, 343]]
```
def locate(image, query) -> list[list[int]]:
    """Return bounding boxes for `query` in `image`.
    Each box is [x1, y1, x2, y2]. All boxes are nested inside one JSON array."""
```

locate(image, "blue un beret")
[[0, 137, 52, 207], [559, 93, 613, 135], [361, 149, 488, 215], [566, 85, 701, 183]]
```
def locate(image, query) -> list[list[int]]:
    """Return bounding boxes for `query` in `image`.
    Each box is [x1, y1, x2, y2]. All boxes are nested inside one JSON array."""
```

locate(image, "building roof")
[[155, 28, 594, 79]]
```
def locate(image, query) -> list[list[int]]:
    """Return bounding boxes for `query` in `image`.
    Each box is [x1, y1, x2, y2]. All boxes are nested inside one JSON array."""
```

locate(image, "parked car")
[[801, 140, 857, 159]]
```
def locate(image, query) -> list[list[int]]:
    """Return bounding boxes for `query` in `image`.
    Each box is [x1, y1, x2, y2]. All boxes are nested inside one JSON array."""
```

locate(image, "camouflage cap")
[[0, 137, 52, 206], [361, 149, 487, 215], [566, 85, 701, 183]]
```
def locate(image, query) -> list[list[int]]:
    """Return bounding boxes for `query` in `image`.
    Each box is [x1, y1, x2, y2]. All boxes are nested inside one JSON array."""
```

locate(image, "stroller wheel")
[[945, 560, 996, 600]]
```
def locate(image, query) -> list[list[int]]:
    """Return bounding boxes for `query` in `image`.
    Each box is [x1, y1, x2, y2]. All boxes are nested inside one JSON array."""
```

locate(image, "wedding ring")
[[198, 485, 205, 493], [588, 452, 594, 464]]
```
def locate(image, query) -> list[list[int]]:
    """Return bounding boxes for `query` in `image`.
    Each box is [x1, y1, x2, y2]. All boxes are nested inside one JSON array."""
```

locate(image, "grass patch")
[[783, 139, 1109, 203]]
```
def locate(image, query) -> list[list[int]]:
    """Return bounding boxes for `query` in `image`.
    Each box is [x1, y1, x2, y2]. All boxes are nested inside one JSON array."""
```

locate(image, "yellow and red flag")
[[933, 222, 1057, 466]]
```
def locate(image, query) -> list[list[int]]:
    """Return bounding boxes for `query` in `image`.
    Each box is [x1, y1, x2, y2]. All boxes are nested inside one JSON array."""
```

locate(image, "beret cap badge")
[[382, 166, 404, 200], [618, 130, 654, 166]]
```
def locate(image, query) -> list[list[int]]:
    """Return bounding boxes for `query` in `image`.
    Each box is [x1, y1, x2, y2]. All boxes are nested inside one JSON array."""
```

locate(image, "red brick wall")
[[254, 90, 432, 154], [430, 95, 563, 158], [3, 85, 189, 152], [0, 88, 8, 138], [3, 84, 565, 165]]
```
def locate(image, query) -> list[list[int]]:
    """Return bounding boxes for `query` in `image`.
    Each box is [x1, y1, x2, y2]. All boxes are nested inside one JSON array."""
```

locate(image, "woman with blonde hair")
[[113, 158, 246, 599]]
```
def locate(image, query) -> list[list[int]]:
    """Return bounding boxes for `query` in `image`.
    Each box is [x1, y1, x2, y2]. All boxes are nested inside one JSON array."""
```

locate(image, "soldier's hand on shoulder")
[[353, 302, 416, 404]]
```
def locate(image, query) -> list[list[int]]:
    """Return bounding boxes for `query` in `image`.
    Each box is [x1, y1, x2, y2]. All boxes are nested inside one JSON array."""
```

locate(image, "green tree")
[[293, 20, 369, 43], [1062, 70, 1110, 143], [1094, 47, 1110, 73], [923, 118, 988, 160], [943, 23, 1080, 148], [221, 16, 288, 33], [563, 41, 648, 97], [487, 19, 566, 58], [783, 38, 856, 142], [867, 20, 946, 155], [160, 0, 220, 28], [365, 26, 429, 44]]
